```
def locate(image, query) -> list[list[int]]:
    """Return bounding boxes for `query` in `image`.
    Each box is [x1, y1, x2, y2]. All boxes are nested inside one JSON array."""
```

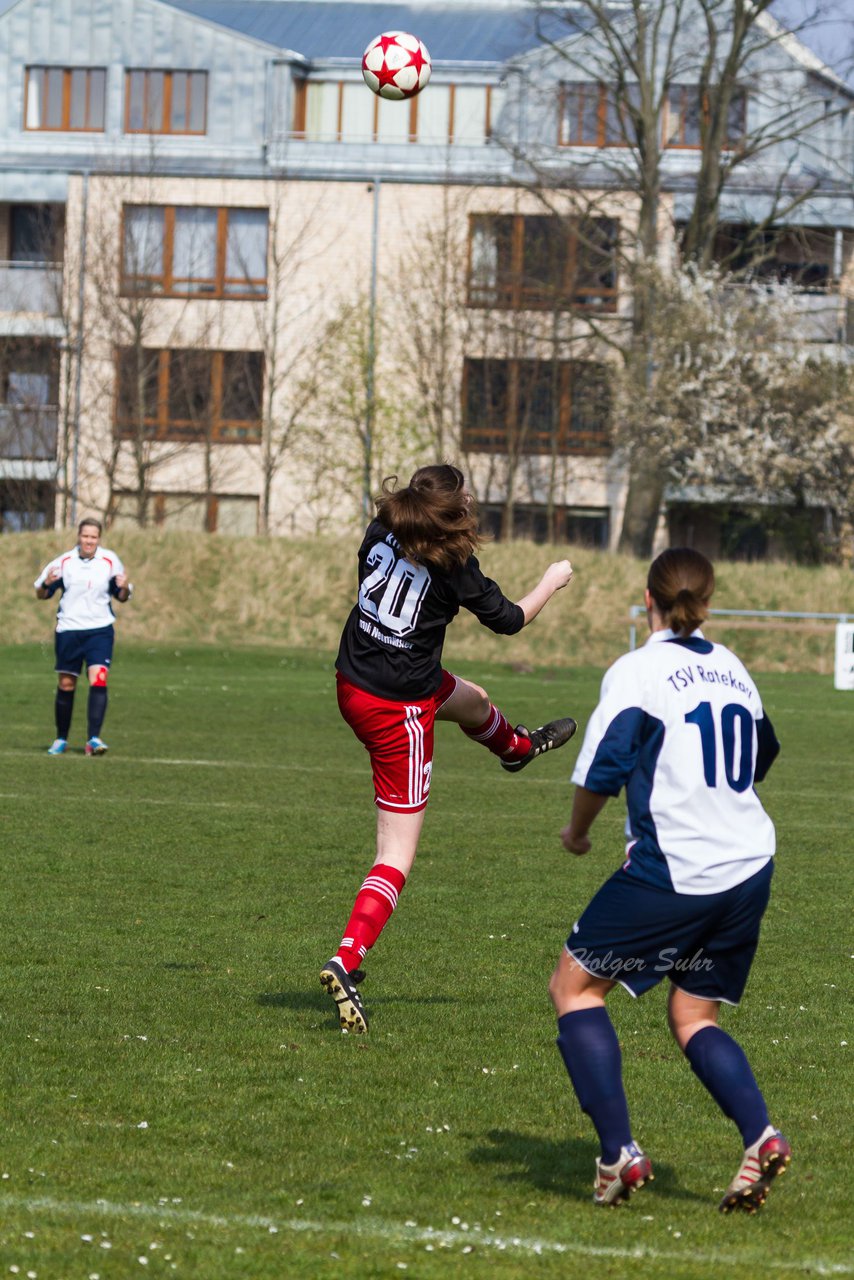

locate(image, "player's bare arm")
[[516, 559, 573, 625], [561, 786, 608, 855]]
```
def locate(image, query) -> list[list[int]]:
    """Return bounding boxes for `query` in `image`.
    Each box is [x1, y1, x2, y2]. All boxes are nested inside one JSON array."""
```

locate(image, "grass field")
[[1, 640, 852, 1279]]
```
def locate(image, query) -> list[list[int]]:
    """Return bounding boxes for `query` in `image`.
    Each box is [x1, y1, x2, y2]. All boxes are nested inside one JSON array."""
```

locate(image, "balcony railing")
[[0, 262, 63, 316], [0, 405, 59, 460]]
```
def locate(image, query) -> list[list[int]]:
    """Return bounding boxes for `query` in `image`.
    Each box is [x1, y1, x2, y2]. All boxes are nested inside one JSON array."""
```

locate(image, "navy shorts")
[[566, 859, 774, 1005], [55, 625, 115, 676]]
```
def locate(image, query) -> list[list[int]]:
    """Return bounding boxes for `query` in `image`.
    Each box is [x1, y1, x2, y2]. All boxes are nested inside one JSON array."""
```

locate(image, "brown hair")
[[78, 517, 102, 536], [374, 464, 483, 572], [647, 547, 715, 637]]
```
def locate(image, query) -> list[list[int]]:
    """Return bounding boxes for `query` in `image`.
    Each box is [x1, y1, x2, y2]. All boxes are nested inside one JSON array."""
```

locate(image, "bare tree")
[[508, 0, 854, 553], [613, 261, 854, 560]]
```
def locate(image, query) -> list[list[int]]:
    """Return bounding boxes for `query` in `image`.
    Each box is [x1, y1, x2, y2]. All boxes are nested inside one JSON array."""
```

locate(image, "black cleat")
[[320, 958, 368, 1033], [501, 717, 578, 773]]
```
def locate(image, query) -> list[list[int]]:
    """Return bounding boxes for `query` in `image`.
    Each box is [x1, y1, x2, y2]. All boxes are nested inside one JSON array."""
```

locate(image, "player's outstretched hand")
[[544, 559, 573, 593], [561, 824, 590, 856]]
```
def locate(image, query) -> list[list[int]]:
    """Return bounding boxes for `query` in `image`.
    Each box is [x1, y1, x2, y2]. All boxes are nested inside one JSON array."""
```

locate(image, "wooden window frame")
[[558, 82, 634, 149], [24, 66, 107, 132], [461, 357, 611, 456], [467, 213, 619, 312], [114, 348, 263, 443], [123, 69, 208, 136], [121, 205, 268, 300], [295, 80, 490, 145], [663, 84, 747, 150]]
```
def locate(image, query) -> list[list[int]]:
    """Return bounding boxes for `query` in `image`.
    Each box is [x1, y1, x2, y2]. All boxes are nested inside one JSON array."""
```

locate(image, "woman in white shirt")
[[550, 547, 790, 1214], [34, 517, 131, 756]]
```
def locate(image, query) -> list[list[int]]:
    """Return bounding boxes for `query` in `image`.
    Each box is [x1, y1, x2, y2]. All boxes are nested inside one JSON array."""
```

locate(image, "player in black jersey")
[[321, 464, 577, 1032]]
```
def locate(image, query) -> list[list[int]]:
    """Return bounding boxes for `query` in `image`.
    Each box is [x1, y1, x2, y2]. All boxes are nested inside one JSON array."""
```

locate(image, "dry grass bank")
[[6, 529, 853, 674]]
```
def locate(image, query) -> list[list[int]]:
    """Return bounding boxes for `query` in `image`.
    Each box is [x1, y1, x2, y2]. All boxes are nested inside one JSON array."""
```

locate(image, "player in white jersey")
[[549, 548, 791, 1213], [34, 518, 132, 756]]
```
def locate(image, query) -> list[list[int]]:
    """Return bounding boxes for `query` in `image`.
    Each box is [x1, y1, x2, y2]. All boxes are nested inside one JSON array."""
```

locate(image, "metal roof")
[[160, 0, 577, 63]]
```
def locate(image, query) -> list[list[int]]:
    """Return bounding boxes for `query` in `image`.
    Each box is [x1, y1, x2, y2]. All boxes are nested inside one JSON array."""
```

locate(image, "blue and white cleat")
[[85, 737, 109, 756], [47, 738, 67, 755]]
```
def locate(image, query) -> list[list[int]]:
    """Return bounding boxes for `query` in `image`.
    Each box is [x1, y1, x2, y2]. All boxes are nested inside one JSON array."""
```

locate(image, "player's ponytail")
[[647, 548, 714, 637], [375, 464, 483, 572]]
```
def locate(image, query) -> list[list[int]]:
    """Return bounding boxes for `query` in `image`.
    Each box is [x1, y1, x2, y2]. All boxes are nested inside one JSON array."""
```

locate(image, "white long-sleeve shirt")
[[35, 546, 126, 633]]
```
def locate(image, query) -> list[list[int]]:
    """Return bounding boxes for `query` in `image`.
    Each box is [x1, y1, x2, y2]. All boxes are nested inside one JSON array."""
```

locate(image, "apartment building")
[[0, 0, 851, 551]]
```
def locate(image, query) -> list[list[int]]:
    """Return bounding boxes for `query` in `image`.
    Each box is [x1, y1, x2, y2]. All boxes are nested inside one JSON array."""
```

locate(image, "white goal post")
[[627, 606, 854, 691]]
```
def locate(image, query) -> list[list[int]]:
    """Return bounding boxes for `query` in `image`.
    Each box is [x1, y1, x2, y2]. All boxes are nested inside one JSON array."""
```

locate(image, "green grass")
[[0, 641, 852, 1278]]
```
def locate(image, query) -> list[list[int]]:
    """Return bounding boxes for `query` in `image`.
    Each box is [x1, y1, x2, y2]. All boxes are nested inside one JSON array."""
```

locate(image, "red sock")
[[335, 863, 407, 972], [461, 705, 531, 760]]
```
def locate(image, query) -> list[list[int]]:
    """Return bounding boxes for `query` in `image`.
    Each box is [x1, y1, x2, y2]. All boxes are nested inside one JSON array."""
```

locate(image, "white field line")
[[0, 749, 568, 784], [0, 791, 269, 811], [0, 1195, 850, 1274]]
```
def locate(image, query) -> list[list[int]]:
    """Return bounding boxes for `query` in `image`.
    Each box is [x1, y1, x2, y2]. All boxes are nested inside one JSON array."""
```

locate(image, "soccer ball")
[[361, 31, 432, 100]]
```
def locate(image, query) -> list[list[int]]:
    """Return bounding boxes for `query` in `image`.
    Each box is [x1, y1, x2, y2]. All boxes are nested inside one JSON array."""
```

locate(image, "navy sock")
[[684, 1025, 769, 1148], [87, 686, 108, 738], [556, 1007, 633, 1164], [55, 687, 75, 739]]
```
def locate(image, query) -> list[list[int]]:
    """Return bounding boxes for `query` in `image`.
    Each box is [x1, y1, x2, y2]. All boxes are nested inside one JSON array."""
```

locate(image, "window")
[[294, 81, 499, 144], [115, 348, 263, 443], [468, 214, 618, 310], [124, 70, 207, 134], [664, 85, 746, 149], [462, 358, 611, 454], [24, 67, 106, 131], [480, 503, 610, 546], [705, 223, 844, 290], [110, 491, 259, 534], [122, 206, 268, 298], [559, 82, 640, 147]]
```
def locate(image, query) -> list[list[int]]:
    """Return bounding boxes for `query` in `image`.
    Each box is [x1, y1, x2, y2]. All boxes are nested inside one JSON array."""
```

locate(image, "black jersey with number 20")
[[336, 519, 525, 700]]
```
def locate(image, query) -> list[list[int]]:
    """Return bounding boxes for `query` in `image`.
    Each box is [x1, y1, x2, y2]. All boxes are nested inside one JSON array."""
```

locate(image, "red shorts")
[[336, 670, 458, 812]]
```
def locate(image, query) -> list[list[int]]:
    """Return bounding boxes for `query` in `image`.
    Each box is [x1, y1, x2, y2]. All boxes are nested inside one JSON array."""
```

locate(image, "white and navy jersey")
[[34, 546, 126, 633], [572, 629, 780, 895], [336, 519, 524, 699]]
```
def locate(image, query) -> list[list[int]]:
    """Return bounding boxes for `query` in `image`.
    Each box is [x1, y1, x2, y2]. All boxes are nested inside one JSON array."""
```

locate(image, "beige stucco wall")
[[59, 171, 648, 546]]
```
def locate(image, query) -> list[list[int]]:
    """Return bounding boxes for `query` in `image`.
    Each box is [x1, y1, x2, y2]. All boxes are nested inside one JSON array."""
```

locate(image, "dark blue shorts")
[[55, 626, 115, 677], [566, 859, 774, 1005]]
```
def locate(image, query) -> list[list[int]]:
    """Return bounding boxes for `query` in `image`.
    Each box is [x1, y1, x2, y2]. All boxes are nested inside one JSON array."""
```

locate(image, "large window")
[[24, 67, 106, 131], [122, 206, 268, 298], [706, 223, 843, 290], [559, 82, 642, 147], [294, 81, 500, 144], [664, 85, 746, 148], [480, 503, 610, 547], [462, 358, 611, 454], [124, 70, 208, 135], [560, 81, 745, 149], [110, 491, 258, 534], [468, 214, 618, 310], [115, 348, 263, 443]]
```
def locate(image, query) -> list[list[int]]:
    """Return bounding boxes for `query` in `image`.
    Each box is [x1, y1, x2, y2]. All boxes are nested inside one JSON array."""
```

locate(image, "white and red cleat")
[[719, 1125, 791, 1214], [593, 1142, 654, 1206]]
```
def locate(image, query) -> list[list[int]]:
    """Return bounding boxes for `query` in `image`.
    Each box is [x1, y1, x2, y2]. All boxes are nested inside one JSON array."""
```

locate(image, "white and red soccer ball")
[[361, 31, 432, 100]]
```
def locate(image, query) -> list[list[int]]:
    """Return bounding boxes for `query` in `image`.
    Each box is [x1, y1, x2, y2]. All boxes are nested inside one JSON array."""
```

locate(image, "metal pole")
[[70, 171, 89, 527], [364, 176, 380, 520]]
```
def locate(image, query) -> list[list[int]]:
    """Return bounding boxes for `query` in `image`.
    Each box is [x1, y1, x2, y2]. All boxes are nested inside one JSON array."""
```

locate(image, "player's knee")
[[90, 666, 109, 687], [57, 674, 77, 692]]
